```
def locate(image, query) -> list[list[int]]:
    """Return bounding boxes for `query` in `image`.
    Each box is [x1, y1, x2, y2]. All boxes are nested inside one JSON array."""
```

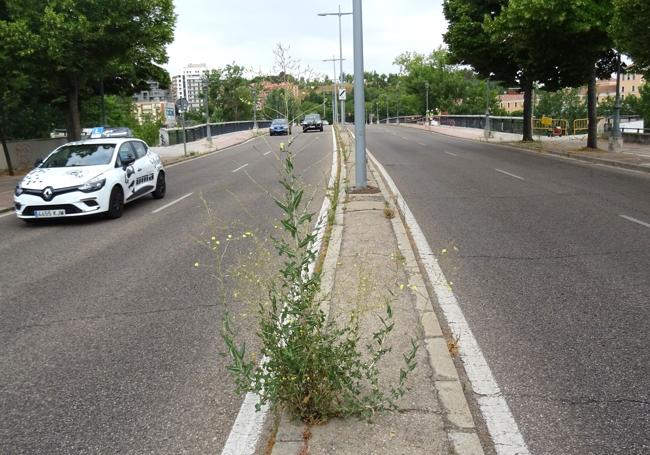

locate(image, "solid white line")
[[445, 151, 458, 157], [232, 163, 248, 173], [368, 151, 530, 455], [620, 214, 650, 228], [495, 168, 525, 181], [0, 210, 15, 218], [221, 128, 338, 455], [263, 151, 272, 156], [151, 192, 193, 214]]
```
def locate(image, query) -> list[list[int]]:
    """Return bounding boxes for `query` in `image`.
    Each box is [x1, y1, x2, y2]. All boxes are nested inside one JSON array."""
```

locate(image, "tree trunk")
[[66, 75, 82, 142], [587, 67, 598, 149], [0, 113, 15, 176], [522, 78, 533, 142]]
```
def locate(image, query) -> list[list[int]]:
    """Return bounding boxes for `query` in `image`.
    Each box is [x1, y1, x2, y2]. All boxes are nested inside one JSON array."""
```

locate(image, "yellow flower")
[[441, 248, 447, 254], [194, 262, 199, 267], [216, 240, 220, 245], [399, 284, 405, 290], [211, 236, 216, 241], [227, 234, 232, 239]]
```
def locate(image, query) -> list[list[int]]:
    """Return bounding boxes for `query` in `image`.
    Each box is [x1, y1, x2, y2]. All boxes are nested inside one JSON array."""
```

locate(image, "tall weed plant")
[[222, 143, 417, 424]]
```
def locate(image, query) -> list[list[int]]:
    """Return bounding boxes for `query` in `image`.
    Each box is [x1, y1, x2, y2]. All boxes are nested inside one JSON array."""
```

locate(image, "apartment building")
[[171, 63, 213, 111]]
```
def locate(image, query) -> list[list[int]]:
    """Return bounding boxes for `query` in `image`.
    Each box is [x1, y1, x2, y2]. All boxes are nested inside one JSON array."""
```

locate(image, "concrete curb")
[[367, 156, 485, 455], [399, 123, 650, 174]]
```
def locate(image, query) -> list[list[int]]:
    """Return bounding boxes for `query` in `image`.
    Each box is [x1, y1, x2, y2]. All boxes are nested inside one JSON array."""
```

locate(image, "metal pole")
[[484, 77, 491, 139], [353, 0, 366, 188], [323, 57, 340, 124], [338, 4, 345, 125], [205, 74, 212, 143], [181, 112, 187, 157], [425, 81, 429, 127], [609, 53, 623, 153], [396, 81, 400, 125], [376, 101, 379, 125], [253, 89, 258, 130]]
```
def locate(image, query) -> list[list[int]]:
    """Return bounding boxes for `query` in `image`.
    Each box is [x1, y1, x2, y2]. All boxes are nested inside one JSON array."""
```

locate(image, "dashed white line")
[[263, 151, 272, 156], [151, 192, 193, 214], [417, 142, 426, 147], [232, 163, 249, 173], [619, 214, 650, 228], [445, 151, 458, 157], [495, 168, 525, 181]]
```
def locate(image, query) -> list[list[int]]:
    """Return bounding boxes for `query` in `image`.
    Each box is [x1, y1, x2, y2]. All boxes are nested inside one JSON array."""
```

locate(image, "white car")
[[14, 138, 166, 222]]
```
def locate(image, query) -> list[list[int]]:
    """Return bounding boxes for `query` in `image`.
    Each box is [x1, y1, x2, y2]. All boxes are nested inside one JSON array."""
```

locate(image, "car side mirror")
[[34, 159, 43, 168], [121, 154, 136, 168]]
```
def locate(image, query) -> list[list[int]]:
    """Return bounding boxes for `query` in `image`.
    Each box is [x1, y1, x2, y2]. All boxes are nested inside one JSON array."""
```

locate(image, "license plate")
[[34, 209, 66, 217]]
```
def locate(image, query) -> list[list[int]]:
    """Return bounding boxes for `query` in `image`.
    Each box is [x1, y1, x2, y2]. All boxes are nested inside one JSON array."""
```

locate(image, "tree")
[[611, 0, 650, 77], [6, 0, 175, 141], [487, 0, 613, 147], [443, 0, 529, 137]]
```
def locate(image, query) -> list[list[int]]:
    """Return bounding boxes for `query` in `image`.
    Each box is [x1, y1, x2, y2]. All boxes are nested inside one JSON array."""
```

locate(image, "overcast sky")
[[164, 1, 447, 79]]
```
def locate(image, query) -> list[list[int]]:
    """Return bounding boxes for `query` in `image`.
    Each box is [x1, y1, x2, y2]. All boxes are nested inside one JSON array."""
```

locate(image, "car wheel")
[[152, 171, 166, 199], [106, 186, 124, 219]]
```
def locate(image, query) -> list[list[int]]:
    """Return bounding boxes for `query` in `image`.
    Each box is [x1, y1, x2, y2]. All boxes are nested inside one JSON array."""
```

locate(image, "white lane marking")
[[417, 142, 426, 147], [445, 151, 458, 157], [221, 128, 338, 455], [151, 192, 193, 214], [0, 211, 15, 218], [368, 151, 530, 455], [232, 163, 249, 173], [620, 214, 650, 229], [263, 150, 272, 156], [495, 168, 525, 181]]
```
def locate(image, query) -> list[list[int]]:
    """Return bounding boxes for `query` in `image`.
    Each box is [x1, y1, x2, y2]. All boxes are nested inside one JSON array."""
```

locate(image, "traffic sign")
[[338, 88, 347, 101], [176, 97, 188, 112]]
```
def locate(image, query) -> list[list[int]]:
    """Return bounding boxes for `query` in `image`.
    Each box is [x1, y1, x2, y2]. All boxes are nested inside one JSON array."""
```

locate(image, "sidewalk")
[[270, 130, 485, 454], [0, 129, 258, 214], [404, 123, 650, 173]]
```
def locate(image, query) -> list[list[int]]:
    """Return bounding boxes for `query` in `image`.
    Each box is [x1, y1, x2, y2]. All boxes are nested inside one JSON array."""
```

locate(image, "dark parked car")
[[301, 113, 323, 132], [269, 118, 291, 136]]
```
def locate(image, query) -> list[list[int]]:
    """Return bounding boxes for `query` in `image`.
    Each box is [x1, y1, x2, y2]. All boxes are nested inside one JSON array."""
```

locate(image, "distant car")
[[322, 120, 329, 125], [269, 118, 291, 136], [14, 137, 166, 222], [301, 113, 323, 132]]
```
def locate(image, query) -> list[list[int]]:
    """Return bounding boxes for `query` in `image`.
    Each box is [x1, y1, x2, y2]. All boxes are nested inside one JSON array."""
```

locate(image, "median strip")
[[151, 192, 193, 214], [619, 214, 650, 229]]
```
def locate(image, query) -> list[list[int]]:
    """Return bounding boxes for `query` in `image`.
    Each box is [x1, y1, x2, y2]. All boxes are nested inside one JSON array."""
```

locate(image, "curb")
[[367, 155, 486, 455], [399, 124, 650, 174]]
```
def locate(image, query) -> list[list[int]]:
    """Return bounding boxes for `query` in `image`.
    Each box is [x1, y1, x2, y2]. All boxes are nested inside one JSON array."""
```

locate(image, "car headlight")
[[15, 184, 23, 196], [79, 177, 106, 193]]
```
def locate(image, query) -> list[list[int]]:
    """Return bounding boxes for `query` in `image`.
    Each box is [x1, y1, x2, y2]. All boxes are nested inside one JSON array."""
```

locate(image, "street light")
[[425, 81, 429, 127], [323, 57, 343, 125], [609, 52, 623, 153], [318, 5, 352, 125], [352, 0, 366, 188], [204, 72, 211, 143], [484, 73, 494, 139]]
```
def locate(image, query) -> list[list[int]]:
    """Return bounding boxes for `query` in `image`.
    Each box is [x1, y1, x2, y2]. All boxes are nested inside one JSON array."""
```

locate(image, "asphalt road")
[[0, 128, 333, 454], [366, 125, 649, 455]]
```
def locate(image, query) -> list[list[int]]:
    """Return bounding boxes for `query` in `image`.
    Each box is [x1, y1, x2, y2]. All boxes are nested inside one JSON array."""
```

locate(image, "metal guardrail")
[[163, 120, 272, 146]]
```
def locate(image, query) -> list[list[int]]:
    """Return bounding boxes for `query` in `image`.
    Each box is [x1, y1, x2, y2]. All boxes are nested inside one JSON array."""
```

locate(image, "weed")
[[383, 201, 395, 219], [221, 145, 418, 424]]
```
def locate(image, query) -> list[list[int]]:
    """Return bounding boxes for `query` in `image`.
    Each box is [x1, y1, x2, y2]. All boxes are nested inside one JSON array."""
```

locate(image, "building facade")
[[171, 63, 212, 111]]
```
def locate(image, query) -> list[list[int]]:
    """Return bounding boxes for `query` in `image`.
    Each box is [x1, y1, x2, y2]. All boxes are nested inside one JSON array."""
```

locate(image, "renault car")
[[14, 137, 166, 222]]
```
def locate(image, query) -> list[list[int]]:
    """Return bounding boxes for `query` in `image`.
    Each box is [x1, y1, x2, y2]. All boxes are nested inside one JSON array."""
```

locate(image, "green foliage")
[[596, 94, 641, 117], [611, 0, 650, 77], [222, 149, 417, 424], [2, 0, 176, 140]]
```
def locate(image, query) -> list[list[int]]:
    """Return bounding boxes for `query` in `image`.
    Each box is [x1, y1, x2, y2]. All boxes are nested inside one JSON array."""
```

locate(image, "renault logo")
[[42, 187, 54, 201]]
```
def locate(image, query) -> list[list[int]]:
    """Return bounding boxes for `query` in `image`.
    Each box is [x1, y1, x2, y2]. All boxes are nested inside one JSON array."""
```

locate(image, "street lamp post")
[[609, 52, 623, 153], [352, 0, 366, 188], [425, 81, 429, 127], [323, 57, 341, 125], [318, 5, 352, 126], [204, 73, 211, 143], [252, 88, 258, 131], [484, 74, 492, 139]]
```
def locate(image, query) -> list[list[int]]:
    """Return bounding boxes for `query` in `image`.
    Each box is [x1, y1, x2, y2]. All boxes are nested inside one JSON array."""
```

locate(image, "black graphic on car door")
[[128, 141, 155, 201]]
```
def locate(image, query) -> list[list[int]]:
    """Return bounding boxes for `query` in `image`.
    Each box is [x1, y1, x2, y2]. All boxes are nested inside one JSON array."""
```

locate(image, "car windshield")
[[305, 115, 320, 121], [272, 119, 288, 125], [41, 144, 116, 168]]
